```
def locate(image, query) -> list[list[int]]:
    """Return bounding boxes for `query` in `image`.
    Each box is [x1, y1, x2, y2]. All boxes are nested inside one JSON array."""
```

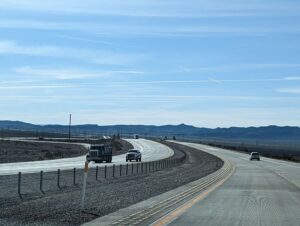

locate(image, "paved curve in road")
[[161, 141, 300, 226], [0, 139, 173, 175]]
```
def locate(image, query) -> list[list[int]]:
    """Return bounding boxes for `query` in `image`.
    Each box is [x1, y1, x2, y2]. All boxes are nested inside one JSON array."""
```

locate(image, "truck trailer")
[[86, 144, 112, 163]]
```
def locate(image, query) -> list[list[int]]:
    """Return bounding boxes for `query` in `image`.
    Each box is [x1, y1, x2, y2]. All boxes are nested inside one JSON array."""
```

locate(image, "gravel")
[[0, 142, 223, 226]]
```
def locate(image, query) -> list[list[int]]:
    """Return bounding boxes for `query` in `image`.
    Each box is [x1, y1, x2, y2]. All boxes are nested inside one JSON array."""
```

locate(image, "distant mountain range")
[[1, 120, 300, 142]]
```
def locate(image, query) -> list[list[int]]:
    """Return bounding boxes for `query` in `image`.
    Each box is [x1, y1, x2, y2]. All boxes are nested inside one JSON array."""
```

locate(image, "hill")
[[1, 120, 300, 142]]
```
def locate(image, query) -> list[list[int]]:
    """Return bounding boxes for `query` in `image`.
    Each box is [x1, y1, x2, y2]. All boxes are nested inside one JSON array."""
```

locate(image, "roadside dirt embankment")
[[0, 139, 133, 163]]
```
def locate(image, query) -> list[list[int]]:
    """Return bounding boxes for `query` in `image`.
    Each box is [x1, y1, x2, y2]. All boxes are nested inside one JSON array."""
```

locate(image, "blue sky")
[[1, 0, 300, 127]]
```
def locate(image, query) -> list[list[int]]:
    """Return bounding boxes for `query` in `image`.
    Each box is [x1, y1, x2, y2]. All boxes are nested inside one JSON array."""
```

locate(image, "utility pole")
[[69, 114, 72, 140]]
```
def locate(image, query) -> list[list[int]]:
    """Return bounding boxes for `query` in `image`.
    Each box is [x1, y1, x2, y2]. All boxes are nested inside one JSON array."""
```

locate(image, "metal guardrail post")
[[113, 164, 115, 178], [18, 172, 22, 199], [73, 168, 76, 185], [126, 164, 128, 175], [40, 170, 44, 194], [132, 163, 134, 175], [137, 163, 139, 174], [120, 164, 122, 177], [105, 165, 107, 179], [96, 166, 98, 180], [57, 169, 61, 189], [141, 163, 144, 174]]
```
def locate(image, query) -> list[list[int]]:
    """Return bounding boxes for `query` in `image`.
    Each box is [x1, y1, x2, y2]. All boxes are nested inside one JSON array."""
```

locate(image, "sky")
[[0, 0, 300, 128]]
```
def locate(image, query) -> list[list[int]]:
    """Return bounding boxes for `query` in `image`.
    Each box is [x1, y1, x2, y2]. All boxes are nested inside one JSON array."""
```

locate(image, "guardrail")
[[11, 154, 186, 199]]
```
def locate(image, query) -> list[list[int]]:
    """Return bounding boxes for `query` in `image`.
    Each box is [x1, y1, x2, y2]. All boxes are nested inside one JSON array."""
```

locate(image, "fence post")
[[105, 165, 107, 179], [40, 170, 44, 194], [126, 164, 128, 175], [141, 163, 144, 174], [18, 172, 22, 199], [113, 164, 115, 178], [137, 163, 139, 174], [57, 169, 61, 189], [120, 164, 122, 177], [96, 166, 98, 180], [132, 163, 134, 175], [73, 168, 76, 185]]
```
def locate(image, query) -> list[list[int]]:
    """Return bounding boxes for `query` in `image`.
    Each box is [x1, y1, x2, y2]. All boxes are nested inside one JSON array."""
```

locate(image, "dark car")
[[126, 149, 142, 162], [250, 152, 260, 161]]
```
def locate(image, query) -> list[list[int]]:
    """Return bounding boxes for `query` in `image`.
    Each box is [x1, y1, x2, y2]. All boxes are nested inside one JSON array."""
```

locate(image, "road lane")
[[165, 142, 300, 226], [0, 139, 173, 175]]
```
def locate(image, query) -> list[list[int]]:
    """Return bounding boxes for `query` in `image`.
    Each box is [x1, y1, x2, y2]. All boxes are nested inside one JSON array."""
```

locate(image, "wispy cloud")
[[1, 19, 300, 37], [277, 88, 300, 94], [113, 77, 300, 85], [173, 64, 300, 74], [284, 77, 300, 81], [0, 40, 144, 65], [1, 0, 300, 18], [13, 67, 144, 80], [0, 85, 77, 90]]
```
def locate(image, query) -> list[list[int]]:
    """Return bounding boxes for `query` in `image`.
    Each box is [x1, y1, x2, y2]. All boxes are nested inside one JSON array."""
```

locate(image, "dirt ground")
[[0, 139, 133, 163]]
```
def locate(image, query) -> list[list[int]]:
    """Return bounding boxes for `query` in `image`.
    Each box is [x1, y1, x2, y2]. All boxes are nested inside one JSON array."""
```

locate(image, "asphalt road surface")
[[166, 141, 300, 226], [0, 139, 173, 175]]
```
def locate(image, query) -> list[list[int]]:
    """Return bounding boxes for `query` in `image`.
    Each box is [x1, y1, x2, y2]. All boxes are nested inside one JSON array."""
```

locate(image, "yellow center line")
[[151, 164, 235, 226]]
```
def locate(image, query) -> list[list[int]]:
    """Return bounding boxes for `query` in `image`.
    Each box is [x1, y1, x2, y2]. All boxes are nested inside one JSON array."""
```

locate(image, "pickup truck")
[[86, 144, 112, 163], [126, 149, 142, 162]]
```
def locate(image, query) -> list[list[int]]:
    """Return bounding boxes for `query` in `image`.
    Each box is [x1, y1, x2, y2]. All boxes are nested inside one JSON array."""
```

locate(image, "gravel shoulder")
[[0, 141, 223, 226]]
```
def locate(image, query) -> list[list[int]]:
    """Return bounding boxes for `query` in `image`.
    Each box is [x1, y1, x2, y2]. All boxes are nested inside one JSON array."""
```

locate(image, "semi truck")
[[86, 144, 112, 163]]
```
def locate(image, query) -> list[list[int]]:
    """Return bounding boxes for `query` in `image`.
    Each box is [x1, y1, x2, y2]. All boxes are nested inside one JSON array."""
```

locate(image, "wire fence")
[[0, 154, 186, 202]]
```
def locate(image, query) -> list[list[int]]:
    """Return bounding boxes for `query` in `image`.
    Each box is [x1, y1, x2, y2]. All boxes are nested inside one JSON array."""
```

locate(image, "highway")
[[0, 139, 173, 175], [159, 141, 300, 226]]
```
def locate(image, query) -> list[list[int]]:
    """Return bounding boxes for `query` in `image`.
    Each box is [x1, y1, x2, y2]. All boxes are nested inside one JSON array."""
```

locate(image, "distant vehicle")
[[126, 149, 142, 162], [86, 144, 112, 163], [250, 152, 260, 161], [134, 134, 139, 139]]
